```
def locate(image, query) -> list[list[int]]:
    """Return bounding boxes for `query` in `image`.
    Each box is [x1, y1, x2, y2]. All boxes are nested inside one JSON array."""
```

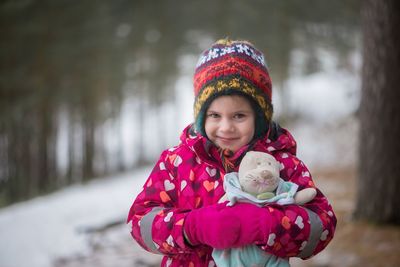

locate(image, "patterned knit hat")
[[193, 39, 273, 138]]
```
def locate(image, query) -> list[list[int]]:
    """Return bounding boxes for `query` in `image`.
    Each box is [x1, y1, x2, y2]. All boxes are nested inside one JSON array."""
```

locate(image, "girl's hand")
[[183, 202, 241, 249], [184, 202, 272, 249]]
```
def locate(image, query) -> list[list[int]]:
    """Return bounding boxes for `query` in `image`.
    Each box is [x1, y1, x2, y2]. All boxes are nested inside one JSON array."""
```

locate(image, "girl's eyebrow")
[[207, 109, 252, 113], [232, 110, 253, 114]]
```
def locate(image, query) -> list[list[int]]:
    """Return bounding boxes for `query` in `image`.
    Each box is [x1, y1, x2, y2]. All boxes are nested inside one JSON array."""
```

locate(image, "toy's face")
[[238, 152, 280, 195]]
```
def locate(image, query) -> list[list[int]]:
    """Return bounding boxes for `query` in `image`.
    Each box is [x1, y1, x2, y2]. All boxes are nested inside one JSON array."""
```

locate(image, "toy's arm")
[[218, 193, 228, 203], [294, 188, 317, 205]]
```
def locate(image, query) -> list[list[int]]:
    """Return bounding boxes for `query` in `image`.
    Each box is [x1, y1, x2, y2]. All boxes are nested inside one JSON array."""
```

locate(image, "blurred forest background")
[[0, 0, 361, 207], [2, 1, 400, 267]]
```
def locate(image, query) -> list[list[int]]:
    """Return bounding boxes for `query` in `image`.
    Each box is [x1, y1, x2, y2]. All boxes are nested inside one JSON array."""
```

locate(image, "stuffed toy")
[[213, 151, 317, 267]]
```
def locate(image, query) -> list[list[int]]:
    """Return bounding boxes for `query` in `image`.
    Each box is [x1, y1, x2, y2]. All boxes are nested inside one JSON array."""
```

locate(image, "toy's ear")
[[238, 152, 257, 179], [270, 160, 280, 178]]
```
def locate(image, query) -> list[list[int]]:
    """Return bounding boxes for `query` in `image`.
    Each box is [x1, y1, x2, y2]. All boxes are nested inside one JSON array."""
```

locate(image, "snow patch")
[[0, 168, 150, 267]]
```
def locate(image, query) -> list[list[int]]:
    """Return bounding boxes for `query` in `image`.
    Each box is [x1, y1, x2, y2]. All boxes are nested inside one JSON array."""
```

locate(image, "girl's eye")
[[207, 113, 220, 118], [233, 113, 245, 119]]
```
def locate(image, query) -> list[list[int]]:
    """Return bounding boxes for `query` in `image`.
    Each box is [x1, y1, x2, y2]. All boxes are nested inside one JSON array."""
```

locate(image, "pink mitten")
[[184, 202, 272, 249], [183, 202, 241, 249], [222, 202, 273, 246]]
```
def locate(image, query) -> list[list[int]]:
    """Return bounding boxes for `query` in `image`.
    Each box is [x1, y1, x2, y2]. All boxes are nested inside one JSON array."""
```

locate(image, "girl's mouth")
[[217, 136, 239, 143]]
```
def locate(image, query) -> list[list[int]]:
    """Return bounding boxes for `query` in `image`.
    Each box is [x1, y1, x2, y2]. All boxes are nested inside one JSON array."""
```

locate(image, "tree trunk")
[[355, 0, 400, 224], [83, 116, 95, 181]]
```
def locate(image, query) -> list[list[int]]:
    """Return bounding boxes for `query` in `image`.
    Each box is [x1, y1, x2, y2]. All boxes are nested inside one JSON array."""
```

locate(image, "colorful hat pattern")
[[193, 39, 273, 136]]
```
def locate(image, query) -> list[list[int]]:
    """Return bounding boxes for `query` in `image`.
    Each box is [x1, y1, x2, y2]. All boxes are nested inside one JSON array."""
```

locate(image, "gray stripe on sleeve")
[[298, 208, 323, 258], [140, 207, 164, 254]]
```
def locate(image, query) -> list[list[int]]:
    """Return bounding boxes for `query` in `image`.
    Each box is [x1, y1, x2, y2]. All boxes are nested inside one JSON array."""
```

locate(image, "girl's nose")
[[220, 118, 234, 132]]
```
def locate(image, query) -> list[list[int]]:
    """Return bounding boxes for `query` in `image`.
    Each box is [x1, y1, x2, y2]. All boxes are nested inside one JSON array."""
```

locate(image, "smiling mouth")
[[217, 136, 238, 142]]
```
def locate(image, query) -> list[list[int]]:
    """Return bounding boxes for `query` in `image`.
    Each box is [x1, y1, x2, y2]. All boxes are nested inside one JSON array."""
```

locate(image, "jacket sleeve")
[[257, 151, 337, 259], [126, 149, 193, 255]]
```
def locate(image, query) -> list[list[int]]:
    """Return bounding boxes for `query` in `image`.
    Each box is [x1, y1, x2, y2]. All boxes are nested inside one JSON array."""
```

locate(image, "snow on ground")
[[0, 66, 360, 267], [0, 168, 151, 267]]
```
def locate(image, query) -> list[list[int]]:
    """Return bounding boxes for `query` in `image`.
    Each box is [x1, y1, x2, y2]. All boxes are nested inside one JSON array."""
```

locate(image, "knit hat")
[[193, 39, 273, 138]]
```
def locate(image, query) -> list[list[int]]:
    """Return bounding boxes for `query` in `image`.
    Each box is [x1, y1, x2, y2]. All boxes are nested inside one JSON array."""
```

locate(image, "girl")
[[127, 39, 336, 267]]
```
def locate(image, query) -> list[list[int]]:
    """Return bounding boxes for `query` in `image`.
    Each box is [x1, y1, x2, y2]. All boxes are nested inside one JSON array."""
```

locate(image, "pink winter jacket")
[[127, 124, 336, 267]]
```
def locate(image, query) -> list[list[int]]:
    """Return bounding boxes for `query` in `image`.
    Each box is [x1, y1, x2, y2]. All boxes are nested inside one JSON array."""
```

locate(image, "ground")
[[56, 167, 400, 267], [292, 168, 400, 267]]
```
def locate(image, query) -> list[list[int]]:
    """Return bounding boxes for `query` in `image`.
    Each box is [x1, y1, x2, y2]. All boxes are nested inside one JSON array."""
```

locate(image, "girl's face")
[[205, 95, 255, 153]]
